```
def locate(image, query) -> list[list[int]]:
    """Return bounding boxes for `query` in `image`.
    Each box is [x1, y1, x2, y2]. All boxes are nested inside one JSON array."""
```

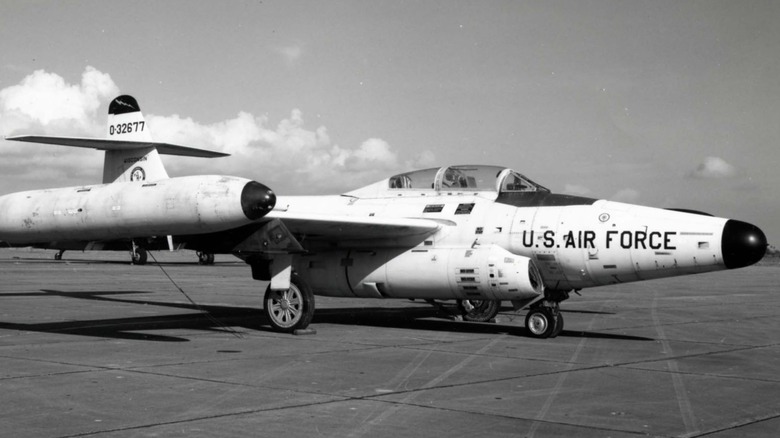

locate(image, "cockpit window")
[[436, 165, 505, 191], [388, 167, 439, 189], [499, 170, 549, 193], [387, 165, 548, 193], [501, 172, 534, 192]]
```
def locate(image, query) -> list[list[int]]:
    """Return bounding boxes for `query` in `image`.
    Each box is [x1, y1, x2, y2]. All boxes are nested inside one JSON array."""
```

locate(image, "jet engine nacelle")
[[298, 245, 544, 301]]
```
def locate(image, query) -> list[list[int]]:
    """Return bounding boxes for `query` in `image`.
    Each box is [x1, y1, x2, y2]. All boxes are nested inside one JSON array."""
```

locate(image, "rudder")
[[103, 95, 169, 183]]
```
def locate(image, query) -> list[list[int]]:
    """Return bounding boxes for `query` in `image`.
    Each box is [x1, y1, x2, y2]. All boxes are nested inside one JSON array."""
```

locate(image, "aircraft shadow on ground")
[[0, 289, 653, 342], [0, 289, 260, 342], [7, 256, 239, 267], [312, 308, 653, 341]]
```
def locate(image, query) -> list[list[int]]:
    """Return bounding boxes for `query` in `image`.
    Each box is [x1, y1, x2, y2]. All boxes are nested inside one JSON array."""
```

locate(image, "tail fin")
[[5, 95, 229, 185], [103, 95, 168, 183]]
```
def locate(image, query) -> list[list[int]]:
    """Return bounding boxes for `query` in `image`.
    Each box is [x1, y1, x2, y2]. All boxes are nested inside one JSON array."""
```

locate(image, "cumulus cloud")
[[0, 66, 434, 194], [345, 138, 399, 170], [0, 66, 117, 134], [690, 156, 737, 179], [149, 109, 429, 193], [0, 67, 118, 189]]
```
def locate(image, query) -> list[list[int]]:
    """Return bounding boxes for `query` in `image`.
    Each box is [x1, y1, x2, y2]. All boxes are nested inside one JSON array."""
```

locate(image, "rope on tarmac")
[[148, 251, 244, 339]]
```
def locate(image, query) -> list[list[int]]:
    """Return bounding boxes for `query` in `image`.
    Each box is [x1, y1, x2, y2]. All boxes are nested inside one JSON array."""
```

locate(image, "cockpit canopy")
[[387, 165, 549, 194]]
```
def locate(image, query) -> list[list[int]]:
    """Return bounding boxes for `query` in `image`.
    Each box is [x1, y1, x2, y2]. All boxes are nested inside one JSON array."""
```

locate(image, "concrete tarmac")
[[1, 248, 779, 437]]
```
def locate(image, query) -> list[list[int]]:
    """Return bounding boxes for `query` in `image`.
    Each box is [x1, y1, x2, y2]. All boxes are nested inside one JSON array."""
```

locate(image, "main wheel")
[[264, 276, 315, 333], [54, 250, 64, 261], [525, 308, 558, 339], [132, 247, 148, 265], [551, 312, 564, 338], [457, 299, 500, 322], [196, 251, 215, 265]]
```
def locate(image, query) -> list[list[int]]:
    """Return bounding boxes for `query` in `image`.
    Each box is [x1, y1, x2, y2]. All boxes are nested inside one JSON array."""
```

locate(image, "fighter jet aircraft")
[[1, 96, 768, 339], [244, 165, 767, 337], [0, 95, 276, 264]]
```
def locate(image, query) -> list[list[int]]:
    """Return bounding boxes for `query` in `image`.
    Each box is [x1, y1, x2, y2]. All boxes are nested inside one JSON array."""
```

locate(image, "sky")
[[1, 0, 778, 244]]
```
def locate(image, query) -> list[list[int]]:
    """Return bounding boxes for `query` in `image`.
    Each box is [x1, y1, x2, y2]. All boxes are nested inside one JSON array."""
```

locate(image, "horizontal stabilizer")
[[6, 135, 229, 158]]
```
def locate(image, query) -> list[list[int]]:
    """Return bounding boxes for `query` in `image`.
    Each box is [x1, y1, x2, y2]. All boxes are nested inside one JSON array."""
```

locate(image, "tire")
[[132, 247, 148, 265], [457, 299, 500, 322], [551, 312, 564, 338], [264, 275, 315, 333], [196, 251, 214, 265], [525, 308, 557, 339]]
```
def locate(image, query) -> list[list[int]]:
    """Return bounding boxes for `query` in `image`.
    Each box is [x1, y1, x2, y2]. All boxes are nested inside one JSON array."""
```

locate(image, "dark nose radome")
[[241, 181, 276, 220], [722, 220, 767, 269]]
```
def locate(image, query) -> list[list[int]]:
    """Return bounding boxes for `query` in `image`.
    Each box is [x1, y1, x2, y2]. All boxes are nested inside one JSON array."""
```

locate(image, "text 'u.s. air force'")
[[520, 230, 677, 250]]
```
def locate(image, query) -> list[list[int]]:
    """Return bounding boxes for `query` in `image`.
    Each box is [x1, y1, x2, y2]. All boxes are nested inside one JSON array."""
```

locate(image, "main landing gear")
[[131, 246, 147, 265], [54, 250, 65, 260], [196, 251, 215, 265], [525, 306, 563, 339], [258, 275, 569, 339], [457, 299, 501, 322], [263, 274, 315, 333], [524, 290, 569, 339]]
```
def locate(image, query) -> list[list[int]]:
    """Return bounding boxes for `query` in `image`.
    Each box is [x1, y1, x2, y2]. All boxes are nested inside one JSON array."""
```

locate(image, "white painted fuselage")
[[274, 194, 724, 292], [0, 175, 261, 244], [268, 164, 764, 306]]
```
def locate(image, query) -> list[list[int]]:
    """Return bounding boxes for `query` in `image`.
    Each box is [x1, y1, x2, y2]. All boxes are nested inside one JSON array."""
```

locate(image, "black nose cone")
[[241, 181, 276, 220], [722, 220, 767, 269]]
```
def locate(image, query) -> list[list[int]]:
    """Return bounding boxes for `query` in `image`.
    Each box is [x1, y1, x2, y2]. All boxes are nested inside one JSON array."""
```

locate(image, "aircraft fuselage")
[[271, 184, 764, 303]]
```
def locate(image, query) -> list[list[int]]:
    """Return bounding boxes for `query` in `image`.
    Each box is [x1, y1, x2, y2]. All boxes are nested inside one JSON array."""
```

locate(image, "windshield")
[[499, 170, 548, 193], [388, 167, 439, 189], [387, 165, 548, 193], [435, 165, 505, 191]]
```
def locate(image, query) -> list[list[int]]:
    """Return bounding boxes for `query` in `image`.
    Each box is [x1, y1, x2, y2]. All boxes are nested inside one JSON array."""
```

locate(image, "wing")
[[267, 211, 450, 240], [6, 135, 229, 158]]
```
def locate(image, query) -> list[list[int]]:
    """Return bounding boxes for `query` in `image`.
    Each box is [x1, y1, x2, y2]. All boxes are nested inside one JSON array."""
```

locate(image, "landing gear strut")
[[263, 274, 315, 333], [54, 250, 65, 261], [131, 246, 147, 265]]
